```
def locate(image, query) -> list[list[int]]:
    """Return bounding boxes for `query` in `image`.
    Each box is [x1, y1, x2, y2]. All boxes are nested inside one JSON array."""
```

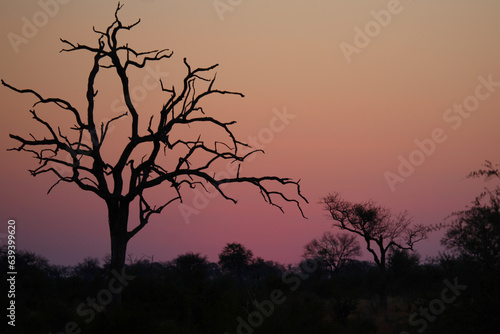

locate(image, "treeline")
[[0, 239, 499, 333], [1, 164, 499, 334]]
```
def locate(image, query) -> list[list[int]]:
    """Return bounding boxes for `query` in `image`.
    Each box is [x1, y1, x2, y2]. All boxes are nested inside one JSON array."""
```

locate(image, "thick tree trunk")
[[107, 198, 130, 306]]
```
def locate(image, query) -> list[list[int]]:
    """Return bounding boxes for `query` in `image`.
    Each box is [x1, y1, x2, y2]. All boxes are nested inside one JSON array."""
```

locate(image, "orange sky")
[[1, 0, 499, 266]]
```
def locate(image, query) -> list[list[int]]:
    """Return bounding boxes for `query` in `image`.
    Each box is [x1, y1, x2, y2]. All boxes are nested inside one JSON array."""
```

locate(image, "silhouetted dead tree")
[[2, 3, 307, 302]]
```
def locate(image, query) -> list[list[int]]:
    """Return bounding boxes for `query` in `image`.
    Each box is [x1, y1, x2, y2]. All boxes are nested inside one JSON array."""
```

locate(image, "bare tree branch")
[[1, 80, 86, 129], [2, 3, 308, 284], [127, 194, 181, 240], [303, 231, 361, 275], [323, 193, 428, 271], [467, 160, 500, 181]]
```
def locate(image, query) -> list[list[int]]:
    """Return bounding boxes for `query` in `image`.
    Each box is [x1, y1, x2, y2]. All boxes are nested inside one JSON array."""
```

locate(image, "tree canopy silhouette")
[[442, 178, 500, 268], [322, 193, 427, 272], [322, 193, 428, 308], [218, 242, 253, 279], [1, 3, 307, 300], [303, 231, 361, 276]]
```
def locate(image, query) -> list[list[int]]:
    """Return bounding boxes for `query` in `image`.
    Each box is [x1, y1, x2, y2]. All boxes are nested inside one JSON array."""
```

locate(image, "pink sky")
[[1, 0, 499, 266]]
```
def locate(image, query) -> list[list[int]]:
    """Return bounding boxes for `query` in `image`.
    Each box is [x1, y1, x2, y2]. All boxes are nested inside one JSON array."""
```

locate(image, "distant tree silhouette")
[[0, 248, 57, 311], [440, 160, 500, 268], [322, 193, 428, 308], [387, 248, 420, 276], [322, 193, 428, 272], [303, 231, 361, 276], [441, 188, 500, 268], [248, 257, 285, 282], [218, 242, 253, 279], [1, 3, 307, 303], [73, 257, 103, 282], [173, 252, 209, 286]]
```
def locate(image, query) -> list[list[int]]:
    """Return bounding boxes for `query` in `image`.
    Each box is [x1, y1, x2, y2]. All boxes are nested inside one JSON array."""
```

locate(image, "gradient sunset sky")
[[1, 0, 499, 266]]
